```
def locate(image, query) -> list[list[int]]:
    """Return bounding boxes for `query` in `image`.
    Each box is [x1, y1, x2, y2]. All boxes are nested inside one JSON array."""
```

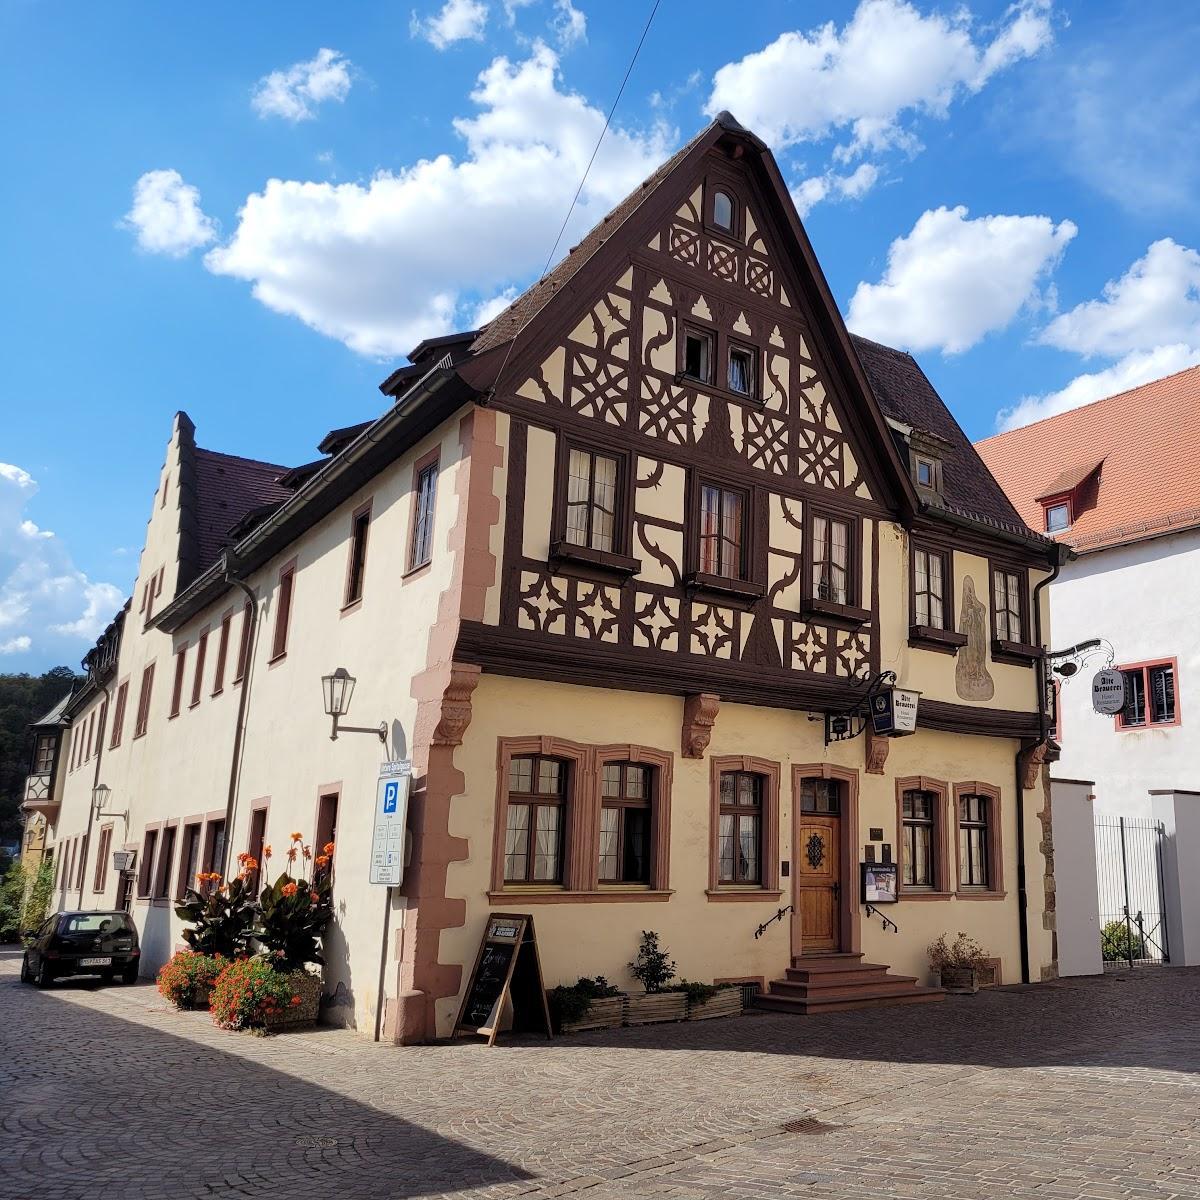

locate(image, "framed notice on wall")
[[861, 861, 898, 903]]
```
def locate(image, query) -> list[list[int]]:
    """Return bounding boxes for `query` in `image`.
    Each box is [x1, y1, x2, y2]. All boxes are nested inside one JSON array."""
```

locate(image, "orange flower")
[[315, 854, 329, 868], [286, 847, 297, 863], [281, 881, 298, 898], [291, 831, 303, 842], [262, 844, 272, 858], [323, 842, 335, 856], [309, 891, 320, 903], [291, 995, 302, 1006], [241, 856, 258, 872]]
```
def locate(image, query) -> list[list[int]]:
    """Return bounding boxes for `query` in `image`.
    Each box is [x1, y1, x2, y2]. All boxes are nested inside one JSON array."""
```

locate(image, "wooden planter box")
[[624, 991, 687, 1026], [936, 963, 996, 994], [263, 970, 322, 1031], [685, 988, 744, 1021], [559, 994, 626, 1034]]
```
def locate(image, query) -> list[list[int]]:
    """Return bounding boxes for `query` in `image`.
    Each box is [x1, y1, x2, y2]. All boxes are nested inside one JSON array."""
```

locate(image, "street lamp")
[[92, 783, 128, 824], [321, 667, 386, 742]]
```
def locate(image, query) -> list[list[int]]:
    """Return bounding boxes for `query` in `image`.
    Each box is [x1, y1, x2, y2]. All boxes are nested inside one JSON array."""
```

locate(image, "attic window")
[[712, 190, 734, 232], [911, 451, 941, 496], [1044, 502, 1071, 533]]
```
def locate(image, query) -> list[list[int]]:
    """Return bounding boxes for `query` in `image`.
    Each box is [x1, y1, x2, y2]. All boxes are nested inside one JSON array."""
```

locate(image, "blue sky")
[[3, 0, 1199, 672]]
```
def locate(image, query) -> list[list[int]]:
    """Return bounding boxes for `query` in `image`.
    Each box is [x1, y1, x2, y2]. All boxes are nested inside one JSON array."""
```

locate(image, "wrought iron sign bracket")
[[809, 670, 897, 746]]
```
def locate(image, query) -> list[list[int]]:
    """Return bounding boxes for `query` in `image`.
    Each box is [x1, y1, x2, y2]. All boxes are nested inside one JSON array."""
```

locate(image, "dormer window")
[[915, 457, 936, 488], [712, 190, 734, 232], [1045, 502, 1071, 533]]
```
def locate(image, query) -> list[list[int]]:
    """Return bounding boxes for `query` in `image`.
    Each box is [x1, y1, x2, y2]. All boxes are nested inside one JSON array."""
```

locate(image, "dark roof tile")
[[193, 448, 293, 573]]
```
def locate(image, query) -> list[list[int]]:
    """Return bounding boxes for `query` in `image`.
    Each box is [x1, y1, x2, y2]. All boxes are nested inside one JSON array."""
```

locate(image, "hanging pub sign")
[[862, 861, 898, 903], [454, 913, 552, 1046], [869, 686, 921, 737], [1092, 668, 1125, 716]]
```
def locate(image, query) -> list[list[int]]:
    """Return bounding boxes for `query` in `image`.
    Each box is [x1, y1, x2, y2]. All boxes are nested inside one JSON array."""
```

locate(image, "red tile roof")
[[975, 364, 1200, 553]]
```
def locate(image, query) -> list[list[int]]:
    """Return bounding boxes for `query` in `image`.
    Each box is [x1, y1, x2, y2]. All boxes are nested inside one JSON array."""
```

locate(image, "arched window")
[[712, 190, 734, 231]]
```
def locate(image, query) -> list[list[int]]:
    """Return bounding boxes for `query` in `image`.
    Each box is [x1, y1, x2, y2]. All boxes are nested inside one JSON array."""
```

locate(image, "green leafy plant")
[[251, 834, 335, 974], [210, 957, 303, 1031], [629, 930, 676, 994], [546, 976, 622, 1030], [156, 950, 228, 1009], [1101, 920, 1147, 962], [928, 931, 990, 972], [175, 870, 256, 959], [669, 979, 723, 1006], [0, 858, 54, 942]]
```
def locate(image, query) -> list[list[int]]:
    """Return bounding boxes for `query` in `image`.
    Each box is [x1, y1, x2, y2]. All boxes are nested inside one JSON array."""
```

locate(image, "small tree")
[[0, 859, 54, 941], [629, 930, 676, 994]]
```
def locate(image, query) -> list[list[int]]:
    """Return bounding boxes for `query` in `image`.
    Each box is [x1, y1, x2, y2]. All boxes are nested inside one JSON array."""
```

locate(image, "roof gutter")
[[154, 365, 471, 633], [918, 500, 1060, 560]]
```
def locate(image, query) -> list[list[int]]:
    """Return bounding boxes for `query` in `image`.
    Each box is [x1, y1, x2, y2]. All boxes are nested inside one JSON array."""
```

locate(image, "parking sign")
[[370, 761, 411, 886]]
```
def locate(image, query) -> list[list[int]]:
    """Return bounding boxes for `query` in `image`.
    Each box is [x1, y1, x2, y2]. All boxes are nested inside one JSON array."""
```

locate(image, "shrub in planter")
[[157, 950, 228, 1010], [626, 932, 686, 1025], [928, 931, 991, 993], [210, 958, 305, 1031], [175, 871, 256, 959], [548, 976, 625, 1034], [673, 980, 744, 1021], [252, 835, 335, 974]]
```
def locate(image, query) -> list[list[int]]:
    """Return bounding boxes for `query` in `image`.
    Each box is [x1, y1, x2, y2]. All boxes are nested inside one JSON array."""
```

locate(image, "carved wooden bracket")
[[1017, 740, 1048, 791], [865, 726, 889, 775], [431, 662, 482, 747], [681, 693, 720, 759]]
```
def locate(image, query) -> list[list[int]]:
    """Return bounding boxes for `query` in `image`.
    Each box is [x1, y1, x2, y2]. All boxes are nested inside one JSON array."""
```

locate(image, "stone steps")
[[753, 952, 945, 1015]]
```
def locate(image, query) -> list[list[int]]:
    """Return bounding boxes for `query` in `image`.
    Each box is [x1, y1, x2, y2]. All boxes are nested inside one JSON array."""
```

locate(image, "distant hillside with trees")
[[0, 666, 81, 847]]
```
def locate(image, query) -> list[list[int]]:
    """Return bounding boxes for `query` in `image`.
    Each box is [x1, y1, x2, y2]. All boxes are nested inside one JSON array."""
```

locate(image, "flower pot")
[[186, 984, 213, 1011], [263, 969, 322, 1031], [560, 994, 626, 1034], [624, 990, 687, 1026], [685, 988, 744, 1022], [937, 966, 979, 994]]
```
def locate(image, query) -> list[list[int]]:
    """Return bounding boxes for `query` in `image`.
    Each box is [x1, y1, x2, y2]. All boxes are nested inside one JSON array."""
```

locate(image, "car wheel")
[[121, 964, 140, 984], [35, 960, 55, 989], [20, 955, 33, 984]]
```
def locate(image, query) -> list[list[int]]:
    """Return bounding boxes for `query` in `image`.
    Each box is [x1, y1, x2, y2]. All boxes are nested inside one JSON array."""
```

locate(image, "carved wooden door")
[[796, 814, 840, 953]]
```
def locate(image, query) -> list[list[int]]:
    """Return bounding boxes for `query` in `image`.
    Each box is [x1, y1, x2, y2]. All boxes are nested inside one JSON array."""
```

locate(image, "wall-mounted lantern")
[[321, 667, 387, 742], [91, 782, 128, 825]]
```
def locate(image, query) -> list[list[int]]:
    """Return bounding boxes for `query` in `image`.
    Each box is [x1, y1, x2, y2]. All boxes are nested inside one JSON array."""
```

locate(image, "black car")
[[21, 911, 141, 987]]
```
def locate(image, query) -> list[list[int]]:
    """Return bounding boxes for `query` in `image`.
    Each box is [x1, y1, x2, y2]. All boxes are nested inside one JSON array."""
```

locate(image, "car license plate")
[[80, 957, 112, 967]]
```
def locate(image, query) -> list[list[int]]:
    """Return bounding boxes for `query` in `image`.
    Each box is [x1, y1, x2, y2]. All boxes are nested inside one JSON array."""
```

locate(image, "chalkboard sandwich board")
[[453, 913, 552, 1046]]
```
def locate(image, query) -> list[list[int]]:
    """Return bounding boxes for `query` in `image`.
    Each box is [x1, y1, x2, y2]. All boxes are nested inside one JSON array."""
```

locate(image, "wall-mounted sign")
[[869, 686, 921, 737], [862, 861, 898, 903], [454, 913, 552, 1046], [112, 849, 135, 873], [369, 760, 411, 886], [1092, 668, 1125, 716]]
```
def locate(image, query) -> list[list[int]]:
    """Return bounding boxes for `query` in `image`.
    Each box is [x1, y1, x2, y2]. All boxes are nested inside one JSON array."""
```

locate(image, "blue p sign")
[[383, 781, 399, 814]]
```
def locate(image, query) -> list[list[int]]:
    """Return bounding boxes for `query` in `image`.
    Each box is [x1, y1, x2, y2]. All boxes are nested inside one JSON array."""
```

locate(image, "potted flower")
[[156, 950, 228, 1010], [547, 976, 626, 1034], [210, 957, 306, 1032], [675, 980, 744, 1021], [625, 931, 687, 1025], [929, 932, 993, 993], [174, 869, 256, 958], [248, 835, 335, 1028]]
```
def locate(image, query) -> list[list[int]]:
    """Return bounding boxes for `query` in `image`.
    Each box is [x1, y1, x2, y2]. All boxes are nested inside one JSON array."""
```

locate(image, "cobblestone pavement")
[[2, 949, 1199, 1200]]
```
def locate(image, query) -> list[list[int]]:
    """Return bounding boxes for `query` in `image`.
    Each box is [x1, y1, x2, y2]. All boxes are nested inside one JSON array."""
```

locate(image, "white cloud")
[[121, 170, 218, 258], [793, 163, 880, 216], [251, 48, 354, 122], [205, 42, 673, 357], [0, 464, 124, 665], [845, 204, 1076, 354], [1038, 239, 1200, 358], [413, 0, 489, 49], [998, 344, 1200, 431], [551, 0, 586, 49], [997, 239, 1200, 429], [706, 0, 1053, 158]]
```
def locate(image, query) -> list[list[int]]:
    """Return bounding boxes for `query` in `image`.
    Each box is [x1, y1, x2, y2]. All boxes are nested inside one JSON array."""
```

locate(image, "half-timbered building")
[[33, 113, 1062, 1041]]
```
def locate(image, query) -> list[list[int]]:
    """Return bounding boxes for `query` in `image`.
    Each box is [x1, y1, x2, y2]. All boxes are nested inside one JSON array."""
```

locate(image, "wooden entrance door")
[[795, 776, 843, 953]]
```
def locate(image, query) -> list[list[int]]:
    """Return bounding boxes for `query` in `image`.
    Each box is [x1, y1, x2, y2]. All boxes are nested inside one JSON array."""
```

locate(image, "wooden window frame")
[[407, 450, 440, 574], [177, 821, 203, 900], [190, 628, 209, 708], [246, 804, 269, 896], [549, 440, 637, 577], [109, 679, 129, 748], [908, 541, 965, 653], [169, 644, 187, 719], [314, 787, 340, 891], [342, 500, 373, 611], [704, 174, 743, 241], [726, 338, 759, 401], [153, 823, 178, 900], [137, 828, 159, 898], [85, 709, 96, 761], [33, 733, 56, 775], [707, 755, 781, 900], [716, 769, 765, 886], [1115, 658, 1181, 731], [679, 323, 715, 386], [134, 662, 155, 739], [953, 781, 1004, 898], [233, 600, 253, 684], [92, 825, 113, 894], [686, 474, 763, 604], [989, 560, 1039, 664], [804, 506, 867, 624], [211, 610, 233, 695], [201, 815, 227, 883], [269, 559, 297, 663], [489, 737, 673, 900], [895, 776, 951, 897], [1042, 495, 1072, 533], [502, 752, 569, 886], [597, 761, 653, 885]]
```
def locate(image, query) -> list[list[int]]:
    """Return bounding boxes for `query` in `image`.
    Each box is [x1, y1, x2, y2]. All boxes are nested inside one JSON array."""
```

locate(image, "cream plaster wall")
[[439, 672, 1045, 1039]]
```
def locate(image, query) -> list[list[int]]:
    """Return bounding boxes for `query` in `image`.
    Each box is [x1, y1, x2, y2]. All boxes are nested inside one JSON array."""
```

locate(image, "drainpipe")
[[77, 673, 112, 910], [221, 556, 260, 880], [1014, 548, 1065, 984]]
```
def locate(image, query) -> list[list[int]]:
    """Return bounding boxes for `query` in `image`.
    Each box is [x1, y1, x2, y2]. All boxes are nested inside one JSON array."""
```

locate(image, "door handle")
[[831, 881, 840, 898]]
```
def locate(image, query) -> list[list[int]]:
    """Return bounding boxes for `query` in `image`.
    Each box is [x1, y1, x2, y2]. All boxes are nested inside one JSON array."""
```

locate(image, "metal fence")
[[1094, 815, 1170, 968]]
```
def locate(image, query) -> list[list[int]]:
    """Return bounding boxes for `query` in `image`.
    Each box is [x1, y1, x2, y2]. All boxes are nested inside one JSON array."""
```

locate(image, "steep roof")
[[30, 692, 72, 729], [975, 363, 1200, 553], [193, 448, 293, 572]]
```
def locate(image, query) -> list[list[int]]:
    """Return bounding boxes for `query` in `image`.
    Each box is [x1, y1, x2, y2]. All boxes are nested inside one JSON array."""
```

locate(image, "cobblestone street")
[[2, 949, 1198, 1200]]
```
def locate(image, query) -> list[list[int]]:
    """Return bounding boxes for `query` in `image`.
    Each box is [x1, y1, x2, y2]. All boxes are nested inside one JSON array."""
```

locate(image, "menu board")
[[454, 913, 552, 1046]]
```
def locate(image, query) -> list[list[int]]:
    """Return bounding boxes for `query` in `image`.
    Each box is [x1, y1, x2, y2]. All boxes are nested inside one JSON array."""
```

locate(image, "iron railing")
[[1095, 815, 1170, 968]]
